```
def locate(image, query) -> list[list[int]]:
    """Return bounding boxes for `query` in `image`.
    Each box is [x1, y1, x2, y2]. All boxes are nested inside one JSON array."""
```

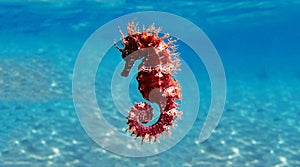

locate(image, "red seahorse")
[[115, 21, 182, 143]]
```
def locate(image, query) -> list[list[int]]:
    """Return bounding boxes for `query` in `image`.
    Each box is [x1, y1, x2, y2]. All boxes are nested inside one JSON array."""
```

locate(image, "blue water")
[[1, 0, 300, 166]]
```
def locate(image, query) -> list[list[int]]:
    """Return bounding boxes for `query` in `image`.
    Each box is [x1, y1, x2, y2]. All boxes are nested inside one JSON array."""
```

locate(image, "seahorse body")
[[115, 21, 182, 143]]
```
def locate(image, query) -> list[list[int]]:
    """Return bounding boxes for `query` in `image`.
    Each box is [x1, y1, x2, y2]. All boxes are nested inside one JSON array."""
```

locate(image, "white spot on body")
[[138, 102, 145, 108], [155, 72, 163, 78]]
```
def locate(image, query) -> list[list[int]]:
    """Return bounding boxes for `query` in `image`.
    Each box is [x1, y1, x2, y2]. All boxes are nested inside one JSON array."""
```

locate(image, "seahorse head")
[[121, 35, 139, 59], [121, 34, 162, 58]]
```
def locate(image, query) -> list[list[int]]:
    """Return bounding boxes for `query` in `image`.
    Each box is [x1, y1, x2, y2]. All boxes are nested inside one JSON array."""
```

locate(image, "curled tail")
[[126, 101, 179, 143]]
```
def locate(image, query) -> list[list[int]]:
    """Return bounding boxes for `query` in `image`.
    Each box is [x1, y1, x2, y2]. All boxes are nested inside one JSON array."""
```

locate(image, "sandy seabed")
[[0, 54, 299, 167]]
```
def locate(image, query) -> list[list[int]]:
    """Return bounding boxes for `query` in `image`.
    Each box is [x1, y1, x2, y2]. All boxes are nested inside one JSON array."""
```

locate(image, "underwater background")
[[0, 0, 300, 166]]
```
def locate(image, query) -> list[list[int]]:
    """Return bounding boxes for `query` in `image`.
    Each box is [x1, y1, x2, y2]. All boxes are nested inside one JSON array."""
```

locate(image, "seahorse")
[[114, 21, 182, 143]]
